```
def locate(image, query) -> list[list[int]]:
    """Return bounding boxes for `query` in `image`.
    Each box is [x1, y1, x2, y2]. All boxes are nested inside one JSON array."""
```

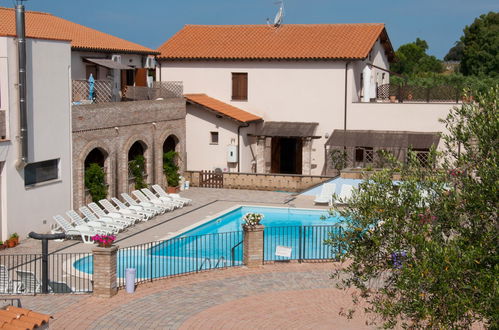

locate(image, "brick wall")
[[72, 99, 186, 209]]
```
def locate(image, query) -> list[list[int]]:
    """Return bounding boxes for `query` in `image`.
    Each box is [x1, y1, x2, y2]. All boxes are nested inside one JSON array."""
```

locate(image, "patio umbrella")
[[88, 73, 95, 101]]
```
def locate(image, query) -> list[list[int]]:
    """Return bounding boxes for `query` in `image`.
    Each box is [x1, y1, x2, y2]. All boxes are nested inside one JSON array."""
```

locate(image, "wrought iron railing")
[[264, 225, 343, 262], [116, 231, 243, 288], [376, 84, 462, 103], [0, 253, 93, 295]]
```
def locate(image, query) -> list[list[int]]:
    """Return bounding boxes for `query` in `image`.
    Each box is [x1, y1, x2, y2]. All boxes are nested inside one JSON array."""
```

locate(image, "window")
[[232, 73, 248, 100], [413, 148, 431, 168], [355, 147, 374, 164], [210, 132, 219, 144], [24, 159, 59, 186]]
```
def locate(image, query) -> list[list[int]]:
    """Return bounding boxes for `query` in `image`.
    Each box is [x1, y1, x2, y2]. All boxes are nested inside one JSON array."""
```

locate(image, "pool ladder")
[[198, 256, 227, 271]]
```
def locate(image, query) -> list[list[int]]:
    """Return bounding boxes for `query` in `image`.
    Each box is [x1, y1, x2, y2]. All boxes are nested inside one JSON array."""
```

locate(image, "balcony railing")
[[72, 80, 183, 105], [375, 84, 462, 103]]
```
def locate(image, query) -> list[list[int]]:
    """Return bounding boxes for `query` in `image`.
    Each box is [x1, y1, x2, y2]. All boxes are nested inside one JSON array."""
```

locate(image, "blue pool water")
[[74, 206, 341, 278]]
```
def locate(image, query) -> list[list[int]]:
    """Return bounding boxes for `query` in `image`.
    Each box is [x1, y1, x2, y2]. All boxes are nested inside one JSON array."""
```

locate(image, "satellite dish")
[[267, 1, 284, 28]]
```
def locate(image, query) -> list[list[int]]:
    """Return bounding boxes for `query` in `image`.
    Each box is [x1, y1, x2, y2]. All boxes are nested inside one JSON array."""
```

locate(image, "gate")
[[199, 170, 223, 188]]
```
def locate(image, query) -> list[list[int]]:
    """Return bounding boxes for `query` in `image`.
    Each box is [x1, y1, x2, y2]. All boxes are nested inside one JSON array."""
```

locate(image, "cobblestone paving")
[[15, 263, 377, 329]]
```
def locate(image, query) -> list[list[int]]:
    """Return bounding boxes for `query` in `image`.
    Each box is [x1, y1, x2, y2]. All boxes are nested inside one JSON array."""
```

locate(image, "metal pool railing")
[[116, 231, 243, 288], [263, 225, 343, 262], [0, 253, 93, 295]]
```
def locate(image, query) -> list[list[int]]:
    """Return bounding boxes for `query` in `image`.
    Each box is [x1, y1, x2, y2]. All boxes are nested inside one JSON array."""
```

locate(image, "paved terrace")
[[15, 263, 377, 329], [2, 187, 328, 254]]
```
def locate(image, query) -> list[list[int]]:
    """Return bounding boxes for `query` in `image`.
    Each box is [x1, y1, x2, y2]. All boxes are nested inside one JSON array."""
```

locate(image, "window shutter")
[[232, 73, 248, 100]]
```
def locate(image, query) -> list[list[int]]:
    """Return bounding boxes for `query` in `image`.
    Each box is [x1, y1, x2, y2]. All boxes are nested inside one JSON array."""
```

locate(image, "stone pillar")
[[302, 137, 312, 175], [256, 137, 266, 174], [92, 245, 118, 298], [243, 224, 264, 267]]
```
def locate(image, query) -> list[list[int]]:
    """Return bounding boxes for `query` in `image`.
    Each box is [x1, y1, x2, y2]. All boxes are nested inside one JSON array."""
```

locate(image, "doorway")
[[271, 137, 302, 174]]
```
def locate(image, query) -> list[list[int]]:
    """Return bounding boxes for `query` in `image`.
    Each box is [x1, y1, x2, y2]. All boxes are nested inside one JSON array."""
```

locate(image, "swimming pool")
[[73, 206, 341, 279]]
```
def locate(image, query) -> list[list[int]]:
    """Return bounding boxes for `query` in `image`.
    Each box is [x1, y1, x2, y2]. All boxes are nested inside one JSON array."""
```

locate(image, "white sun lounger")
[[152, 184, 192, 205], [52, 215, 96, 244], [88, 202, 136, 226], [66, 210, 119, 234], [330, 184, 354, 206], [99, 199, 147, 222], [111, 197, 157, 217], [314, 183, 336, 205], [141, 188, 183, 208], [121, 193, 167, 214], [79, 206, 128, 230], [132, 190, 175, 211]]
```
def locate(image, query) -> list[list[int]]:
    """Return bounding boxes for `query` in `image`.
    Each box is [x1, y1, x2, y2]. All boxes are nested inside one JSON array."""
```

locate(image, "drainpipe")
[[237, 122, 250, 172], [343, 62, 350, 151], [15, 4, 28, 168]]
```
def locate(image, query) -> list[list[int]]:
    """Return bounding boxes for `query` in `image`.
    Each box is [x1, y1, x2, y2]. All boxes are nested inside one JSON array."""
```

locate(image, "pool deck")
[[2, 187, 331, 254]]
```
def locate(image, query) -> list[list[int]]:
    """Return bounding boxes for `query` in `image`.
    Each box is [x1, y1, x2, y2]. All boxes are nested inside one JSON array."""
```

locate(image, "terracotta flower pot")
[[6, 240, 16, 248], [167, 186, 179, 194], [11, 237, 19, 245], [389, 95, 397, 103]]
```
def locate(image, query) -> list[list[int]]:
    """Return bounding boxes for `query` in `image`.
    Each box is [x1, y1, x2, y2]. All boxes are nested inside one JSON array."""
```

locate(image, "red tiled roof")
[[185, 94, 262, 123], [0, 306, 51, 329], [0, 7, 157, 54], [158, 24, 394, 61]]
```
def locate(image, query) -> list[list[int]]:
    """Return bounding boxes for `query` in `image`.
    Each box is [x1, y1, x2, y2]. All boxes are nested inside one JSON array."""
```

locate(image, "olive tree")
[[326, 86, 498, 328]]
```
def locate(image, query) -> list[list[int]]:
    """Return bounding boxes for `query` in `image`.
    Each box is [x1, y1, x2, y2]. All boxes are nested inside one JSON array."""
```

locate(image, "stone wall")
[[184, 171, 333, 192], [72, 99, 186, 209]]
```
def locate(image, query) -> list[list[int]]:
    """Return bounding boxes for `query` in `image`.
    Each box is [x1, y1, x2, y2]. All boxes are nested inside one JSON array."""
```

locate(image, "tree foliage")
[[460, 12, 499, 77], [84, 163, 107, 202], [163, 151, 180, 187], [391, 38, 443, 75], [326, 86, 499, 328], [444, 41, 464, 62]]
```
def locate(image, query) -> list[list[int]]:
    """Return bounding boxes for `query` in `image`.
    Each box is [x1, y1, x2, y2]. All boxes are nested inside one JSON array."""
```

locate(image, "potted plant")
[[242, 212, 264, 228], [85, 163, 107, 203], [163, 151, 180, 193], [0, 241, 5, 250], [6, 239, 15, 248], [10, 233, 19, 245], [91, 234, 116, 248]]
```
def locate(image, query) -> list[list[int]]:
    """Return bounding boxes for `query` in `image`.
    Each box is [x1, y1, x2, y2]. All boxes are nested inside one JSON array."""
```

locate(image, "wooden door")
[[271, 137, 281, 173], [135, 68, 148, 87]]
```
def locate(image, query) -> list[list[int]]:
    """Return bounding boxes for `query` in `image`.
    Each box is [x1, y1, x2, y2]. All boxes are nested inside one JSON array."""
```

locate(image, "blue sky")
[[3, 0, 498, 58]]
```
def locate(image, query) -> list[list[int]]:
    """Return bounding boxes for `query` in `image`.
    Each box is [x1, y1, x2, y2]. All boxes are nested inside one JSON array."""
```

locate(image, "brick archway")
[[120, 135, 153, 193]]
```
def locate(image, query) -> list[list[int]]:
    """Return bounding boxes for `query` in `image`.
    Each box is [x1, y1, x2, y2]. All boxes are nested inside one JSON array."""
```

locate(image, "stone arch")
[[84, 147, 108, 168], [156, 130, 184, 187], [163, 134, 179, 154], [78, 141, 113, 207], [121, 134, 153, 193]]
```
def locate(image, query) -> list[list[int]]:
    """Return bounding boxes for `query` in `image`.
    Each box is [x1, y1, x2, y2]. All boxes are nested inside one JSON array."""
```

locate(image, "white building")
[[156, 24, 456, 175], [0, 6, 161, 239]]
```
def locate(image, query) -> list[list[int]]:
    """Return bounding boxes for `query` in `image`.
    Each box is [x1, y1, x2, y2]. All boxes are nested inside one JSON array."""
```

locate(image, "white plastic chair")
[[66, 210, 119, 234], [152, 184, 192, 205], [314, 183, 336, 205], [121, 193, 167, 214], [99, 199, 147, 222], [111, 197, 157, 217], [331, 184, 354, 206], [79, 206, 128, 230], [88, 202, 136, 226], [131, 191, 174, 212], [52, 215, 95, 244], [141, 188, 183, 208]]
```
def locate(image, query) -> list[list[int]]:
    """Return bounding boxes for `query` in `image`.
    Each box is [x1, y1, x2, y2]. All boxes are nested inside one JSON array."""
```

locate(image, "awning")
[[84, 58, 134, 70], [250, 121, 320, 138], [326, 130, 440, 149]]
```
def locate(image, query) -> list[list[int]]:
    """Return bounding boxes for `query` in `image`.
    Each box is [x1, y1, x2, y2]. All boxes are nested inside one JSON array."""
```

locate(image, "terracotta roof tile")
[[0, 306, 51, 329], [0, 7, 157, 54], [185, 94, 262, 123], [158, 24, 393, 60]]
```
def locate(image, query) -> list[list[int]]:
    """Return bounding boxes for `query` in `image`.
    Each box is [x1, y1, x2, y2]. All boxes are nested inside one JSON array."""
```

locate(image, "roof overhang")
[[84, 58, 134, 70], [249, 121, 321, 139], [326, 130, 440, 149]]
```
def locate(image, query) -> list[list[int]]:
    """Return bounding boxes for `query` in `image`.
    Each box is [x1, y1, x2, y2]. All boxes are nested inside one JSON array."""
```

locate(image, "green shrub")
[[84, 163, 107, 202], [129, 155, 147, 189], [163, 151, 180, 187]]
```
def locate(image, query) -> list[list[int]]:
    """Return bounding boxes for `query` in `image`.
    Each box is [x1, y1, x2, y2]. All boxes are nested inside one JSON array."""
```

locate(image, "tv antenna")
[[267, 1, 284, 28]]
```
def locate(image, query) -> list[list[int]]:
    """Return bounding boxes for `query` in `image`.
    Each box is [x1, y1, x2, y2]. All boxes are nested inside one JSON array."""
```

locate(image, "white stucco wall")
[[0, 37, 72, 240], [186, 103, 257, 172], [71, 51, 146, 81], [160, 38, 451, 175]]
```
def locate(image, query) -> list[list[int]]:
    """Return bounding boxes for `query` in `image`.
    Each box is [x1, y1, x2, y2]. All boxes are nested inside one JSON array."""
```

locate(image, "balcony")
[[71, 80, 183, 105], [373, 83, 462, 104]]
